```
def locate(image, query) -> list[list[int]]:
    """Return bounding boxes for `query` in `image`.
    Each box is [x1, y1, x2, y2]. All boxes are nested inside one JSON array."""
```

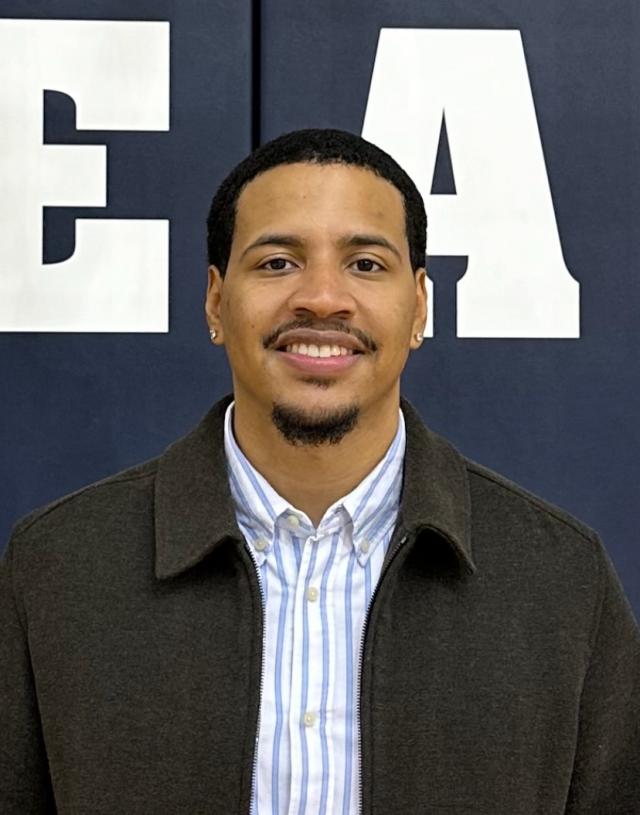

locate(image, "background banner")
[[1, 1, 638, 616]]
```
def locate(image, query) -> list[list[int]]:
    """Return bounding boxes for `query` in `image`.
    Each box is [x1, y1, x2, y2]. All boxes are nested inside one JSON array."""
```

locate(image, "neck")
[[231, 389, 401, 527]]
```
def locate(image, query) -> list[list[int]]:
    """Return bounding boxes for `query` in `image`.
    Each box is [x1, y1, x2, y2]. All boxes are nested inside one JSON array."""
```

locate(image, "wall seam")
[[251, 0, 261, 149]]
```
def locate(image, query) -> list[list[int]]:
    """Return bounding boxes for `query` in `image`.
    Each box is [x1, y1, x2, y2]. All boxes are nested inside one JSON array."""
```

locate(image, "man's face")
[[206, 161, 427, 442]]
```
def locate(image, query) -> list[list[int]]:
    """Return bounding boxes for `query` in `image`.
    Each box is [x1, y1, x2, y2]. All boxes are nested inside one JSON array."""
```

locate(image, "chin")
[[270, 398, 361, 447]]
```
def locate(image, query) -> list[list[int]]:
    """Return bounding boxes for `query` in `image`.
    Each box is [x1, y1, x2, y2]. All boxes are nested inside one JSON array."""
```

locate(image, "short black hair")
[[206, 128, 427, 276]]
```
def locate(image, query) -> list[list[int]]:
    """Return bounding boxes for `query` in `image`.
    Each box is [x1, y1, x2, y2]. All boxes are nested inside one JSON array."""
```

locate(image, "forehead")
[[232, 162, 407, 250]]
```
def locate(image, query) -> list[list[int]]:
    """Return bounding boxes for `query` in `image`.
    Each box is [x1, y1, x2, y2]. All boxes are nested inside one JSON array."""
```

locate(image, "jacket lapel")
[[154, 393, 475, 580], [154, 394, 240, 580]]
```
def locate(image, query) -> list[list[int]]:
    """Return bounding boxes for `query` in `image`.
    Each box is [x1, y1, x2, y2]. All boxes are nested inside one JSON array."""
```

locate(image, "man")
[[1, 129, 638, 814]]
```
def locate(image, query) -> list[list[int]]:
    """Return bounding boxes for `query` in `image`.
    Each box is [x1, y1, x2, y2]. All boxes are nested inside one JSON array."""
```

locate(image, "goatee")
[[271, 401, 359, 446]]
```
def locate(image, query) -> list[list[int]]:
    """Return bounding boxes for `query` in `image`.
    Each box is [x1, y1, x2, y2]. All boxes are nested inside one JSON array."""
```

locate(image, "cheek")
[[379, 299, 414, 342], [222, 291, 271, 355], [223, 292, 251, 333]]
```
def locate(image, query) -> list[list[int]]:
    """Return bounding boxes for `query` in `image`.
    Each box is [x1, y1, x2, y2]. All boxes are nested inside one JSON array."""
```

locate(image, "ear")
[[205, 265, 225, 342], [410, 267, 428, 348]]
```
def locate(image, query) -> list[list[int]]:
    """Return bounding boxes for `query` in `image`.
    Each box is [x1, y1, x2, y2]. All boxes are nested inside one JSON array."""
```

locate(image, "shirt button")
[[303, 711, 316, 727], [254, 537, 268, 552], [307, 586, 319, 602], [287, 514, 300, 528], [360, 539, 370, 554]]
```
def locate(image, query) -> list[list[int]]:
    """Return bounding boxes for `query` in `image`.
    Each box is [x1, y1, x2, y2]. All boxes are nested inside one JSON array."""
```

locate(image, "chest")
[[250, 527, 390, 815], [30, 537, 587, 814]]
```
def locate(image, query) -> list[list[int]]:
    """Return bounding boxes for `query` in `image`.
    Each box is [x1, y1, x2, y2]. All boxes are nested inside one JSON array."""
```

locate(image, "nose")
[[285, 259, 356, 319]]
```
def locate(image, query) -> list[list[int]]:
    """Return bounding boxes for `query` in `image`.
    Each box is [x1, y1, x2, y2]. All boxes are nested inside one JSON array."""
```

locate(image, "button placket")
[[302, 531, 333, 813], [287, 525, 321, 815]]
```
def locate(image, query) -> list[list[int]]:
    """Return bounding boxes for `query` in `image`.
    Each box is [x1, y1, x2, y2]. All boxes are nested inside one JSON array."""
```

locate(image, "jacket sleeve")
[[0, 532, 56, 813], [564, 535, 640, 813]]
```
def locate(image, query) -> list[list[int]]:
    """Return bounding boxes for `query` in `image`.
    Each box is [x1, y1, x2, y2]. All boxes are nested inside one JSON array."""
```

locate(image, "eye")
[[260, 257, 296, 272], [352, 258, 384, 273]]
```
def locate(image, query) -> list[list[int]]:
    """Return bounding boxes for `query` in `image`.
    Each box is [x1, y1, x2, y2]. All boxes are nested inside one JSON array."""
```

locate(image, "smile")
[[284, 343, 356, 357], [276, 345, 364, 374]]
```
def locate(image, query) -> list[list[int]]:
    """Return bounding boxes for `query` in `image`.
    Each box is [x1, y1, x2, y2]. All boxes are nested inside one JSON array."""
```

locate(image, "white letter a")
[[363, 28, 579, 338]]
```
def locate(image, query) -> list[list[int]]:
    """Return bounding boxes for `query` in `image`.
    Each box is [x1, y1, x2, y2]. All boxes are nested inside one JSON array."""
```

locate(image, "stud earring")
[[415, 332, 423, 341], [209, 328, 217, 342]]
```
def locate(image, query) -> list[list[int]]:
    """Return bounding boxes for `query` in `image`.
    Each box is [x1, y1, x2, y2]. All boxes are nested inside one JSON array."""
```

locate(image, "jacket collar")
[[154, 394, 475, 580]]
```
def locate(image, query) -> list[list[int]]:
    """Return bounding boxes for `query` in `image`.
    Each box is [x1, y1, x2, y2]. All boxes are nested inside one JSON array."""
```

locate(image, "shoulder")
[[465, 459, 604, 587], [10, 457, 160, 545], [464, 458, 598, 542]]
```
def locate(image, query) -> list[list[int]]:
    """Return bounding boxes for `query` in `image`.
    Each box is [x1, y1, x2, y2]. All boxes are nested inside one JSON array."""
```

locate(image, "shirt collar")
[[223, 400, 405, 566], [154, 393, 475, 580]]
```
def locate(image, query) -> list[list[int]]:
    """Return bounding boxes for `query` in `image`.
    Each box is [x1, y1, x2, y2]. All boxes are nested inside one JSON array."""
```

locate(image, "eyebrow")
[[239, 232, 402, 261]]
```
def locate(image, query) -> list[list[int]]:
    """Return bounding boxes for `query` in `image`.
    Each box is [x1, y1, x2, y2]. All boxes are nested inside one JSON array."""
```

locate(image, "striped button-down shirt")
[[223, 401, 406, 815]]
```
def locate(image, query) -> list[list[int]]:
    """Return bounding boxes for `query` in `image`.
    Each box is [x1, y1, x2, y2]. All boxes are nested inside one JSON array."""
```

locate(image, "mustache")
[[264, 318, 377, 353]]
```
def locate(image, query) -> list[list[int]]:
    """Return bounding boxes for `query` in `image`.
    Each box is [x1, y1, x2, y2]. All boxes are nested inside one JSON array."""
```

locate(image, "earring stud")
[[209, 328, 217, 341], [416, 332, 423, 341]]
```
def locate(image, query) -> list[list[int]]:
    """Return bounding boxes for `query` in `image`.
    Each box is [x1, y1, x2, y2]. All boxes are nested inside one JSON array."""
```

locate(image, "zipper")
[[244, 543, 267, 815], [356, 529, 410, 814]]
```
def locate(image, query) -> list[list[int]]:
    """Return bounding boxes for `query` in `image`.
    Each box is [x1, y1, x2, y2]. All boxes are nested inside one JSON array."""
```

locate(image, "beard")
[[271, 397, 359, 446]]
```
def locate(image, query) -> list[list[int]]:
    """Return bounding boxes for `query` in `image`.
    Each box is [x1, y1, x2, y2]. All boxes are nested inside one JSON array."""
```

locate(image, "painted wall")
[[1, 1, 638, 616]]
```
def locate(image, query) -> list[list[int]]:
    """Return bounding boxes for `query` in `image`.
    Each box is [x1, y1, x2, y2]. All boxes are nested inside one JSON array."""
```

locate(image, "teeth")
[[286, 342, 354, 357]]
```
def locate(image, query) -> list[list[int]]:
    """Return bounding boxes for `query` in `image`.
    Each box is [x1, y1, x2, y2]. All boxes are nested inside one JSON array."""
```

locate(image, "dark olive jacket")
[[1, 394, 639, 814]]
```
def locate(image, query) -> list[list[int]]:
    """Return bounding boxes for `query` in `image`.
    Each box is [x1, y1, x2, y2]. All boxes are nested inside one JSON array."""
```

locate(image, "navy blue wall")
[[2, 1, 639, 616], [0, 0, 250, 539]]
